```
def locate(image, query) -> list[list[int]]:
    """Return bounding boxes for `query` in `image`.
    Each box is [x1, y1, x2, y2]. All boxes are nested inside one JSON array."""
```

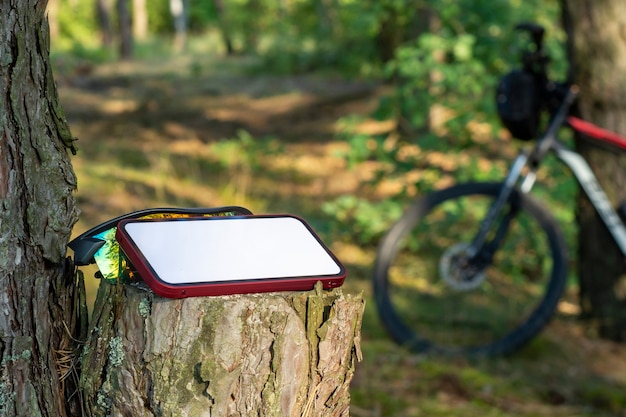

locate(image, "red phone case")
[[115, 215, 346, 298]]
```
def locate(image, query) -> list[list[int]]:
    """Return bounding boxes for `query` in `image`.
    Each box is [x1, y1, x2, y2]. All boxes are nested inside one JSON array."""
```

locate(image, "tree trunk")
[[170, 0, 189, 53], [243, 0, 261, 54], [133, 0, 148, 41], [213, 0, 236, 56], [117, 0, 133, 60], [80, 282, 364, 416], [562, 0, 626, 341], [96, 0, 113, 48], [0, 1, 83, 415]]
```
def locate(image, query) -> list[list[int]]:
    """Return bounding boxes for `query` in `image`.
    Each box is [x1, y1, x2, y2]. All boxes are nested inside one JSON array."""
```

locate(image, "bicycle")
[[372, 23, 626, 356]]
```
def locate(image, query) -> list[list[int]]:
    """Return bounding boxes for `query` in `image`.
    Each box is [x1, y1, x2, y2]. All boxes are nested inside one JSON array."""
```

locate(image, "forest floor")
[[57, 51, 626, 417]]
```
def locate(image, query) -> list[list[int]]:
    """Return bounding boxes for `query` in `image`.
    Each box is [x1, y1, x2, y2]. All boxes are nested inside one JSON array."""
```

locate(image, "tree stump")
[[79, 281, 364, 417]]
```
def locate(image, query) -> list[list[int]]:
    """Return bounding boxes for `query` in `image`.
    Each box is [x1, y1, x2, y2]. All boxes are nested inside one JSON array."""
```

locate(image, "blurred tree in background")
[[562, 0, 626, 342]]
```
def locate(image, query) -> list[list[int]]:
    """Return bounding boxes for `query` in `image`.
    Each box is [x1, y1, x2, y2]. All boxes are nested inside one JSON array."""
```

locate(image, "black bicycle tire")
[[373, 182, 568, 357]]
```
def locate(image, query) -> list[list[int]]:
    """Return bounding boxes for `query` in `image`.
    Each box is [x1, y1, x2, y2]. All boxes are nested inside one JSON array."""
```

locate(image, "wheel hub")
[[439, 243, 487, 291]]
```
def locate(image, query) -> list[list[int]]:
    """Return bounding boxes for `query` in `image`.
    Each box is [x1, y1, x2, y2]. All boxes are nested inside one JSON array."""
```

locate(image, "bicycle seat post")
[[534, 85, 580, 160]]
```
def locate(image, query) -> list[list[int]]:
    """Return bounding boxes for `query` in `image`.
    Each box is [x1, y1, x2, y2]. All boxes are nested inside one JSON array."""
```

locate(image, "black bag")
[[496, 69, 542, 140]]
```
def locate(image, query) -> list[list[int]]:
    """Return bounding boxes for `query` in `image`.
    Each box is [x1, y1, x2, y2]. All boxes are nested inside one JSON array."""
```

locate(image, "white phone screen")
[[122, 216, 342, 284]]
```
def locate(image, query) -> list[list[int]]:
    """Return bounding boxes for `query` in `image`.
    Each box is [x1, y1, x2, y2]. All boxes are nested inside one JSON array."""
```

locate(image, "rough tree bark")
[[562, 0, 626, 341], [0, 1, 84, 415], [79, 282, 364, 417]]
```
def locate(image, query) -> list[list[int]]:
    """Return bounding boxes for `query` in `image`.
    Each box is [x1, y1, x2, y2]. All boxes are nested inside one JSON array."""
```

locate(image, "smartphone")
[[115, 214, 346, 298]]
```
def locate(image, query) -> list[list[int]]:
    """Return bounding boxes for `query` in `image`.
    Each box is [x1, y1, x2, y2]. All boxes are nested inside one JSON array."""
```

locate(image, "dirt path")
[[60, 58, 383, 144], [59, 57, 389, 233]]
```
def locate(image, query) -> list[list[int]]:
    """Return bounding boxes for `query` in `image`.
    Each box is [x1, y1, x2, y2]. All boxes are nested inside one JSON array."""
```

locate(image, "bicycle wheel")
[[373, 182, 567, 356]]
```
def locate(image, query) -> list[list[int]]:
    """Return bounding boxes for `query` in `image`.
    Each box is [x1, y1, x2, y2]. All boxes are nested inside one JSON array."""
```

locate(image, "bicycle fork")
[[465, 153, 531, 269]]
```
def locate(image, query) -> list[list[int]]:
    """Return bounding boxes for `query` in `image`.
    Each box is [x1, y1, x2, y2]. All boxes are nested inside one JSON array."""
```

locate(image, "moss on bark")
[[79, 282, 364, 417]]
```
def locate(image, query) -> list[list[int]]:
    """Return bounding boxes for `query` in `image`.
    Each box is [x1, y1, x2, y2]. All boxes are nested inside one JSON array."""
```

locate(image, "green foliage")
[[322, 0, 566, 244], [322, 195, 404, 245], [188, 1, 218, 32], [385, 0, 563, 141], [146, 0, 173, 34], [52, 0, 219, 49], [257, 0, 383, 75], [147, 0, 218, 34], [209, 129, 282, 172], [54, 0, 99, 49], [205, 130, 283, 207]]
